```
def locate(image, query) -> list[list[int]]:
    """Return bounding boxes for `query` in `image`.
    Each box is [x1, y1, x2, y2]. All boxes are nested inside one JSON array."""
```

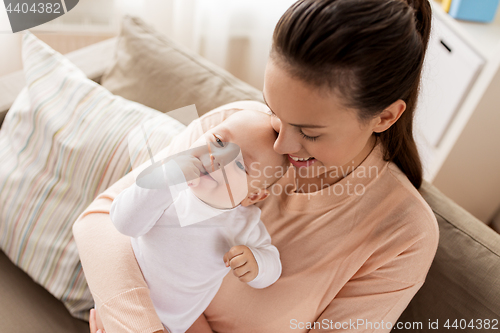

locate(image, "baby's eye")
[[213, 134, 224, 147], [236, 160, 245, 171]]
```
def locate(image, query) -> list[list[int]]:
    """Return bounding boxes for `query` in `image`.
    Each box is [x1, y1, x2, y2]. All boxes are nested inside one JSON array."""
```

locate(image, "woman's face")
[[263, 59, 379, 181]]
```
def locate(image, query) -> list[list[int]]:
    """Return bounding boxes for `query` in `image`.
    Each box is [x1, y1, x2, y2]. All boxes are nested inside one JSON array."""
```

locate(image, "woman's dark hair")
[[271, 0, 431, 189]]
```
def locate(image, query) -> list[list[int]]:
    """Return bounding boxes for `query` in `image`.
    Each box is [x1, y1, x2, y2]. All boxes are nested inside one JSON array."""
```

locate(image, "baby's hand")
[[223, 245, 258, 283], [170, 154, 205, 187]]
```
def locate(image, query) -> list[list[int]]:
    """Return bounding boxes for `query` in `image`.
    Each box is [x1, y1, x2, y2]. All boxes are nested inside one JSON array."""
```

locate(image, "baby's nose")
[[209, 142, 241, 168]]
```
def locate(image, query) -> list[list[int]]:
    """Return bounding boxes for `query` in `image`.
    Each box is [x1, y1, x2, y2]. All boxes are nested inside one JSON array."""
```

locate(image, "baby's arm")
[[227, 217, 282, 289], [110, 159, 185, 237]]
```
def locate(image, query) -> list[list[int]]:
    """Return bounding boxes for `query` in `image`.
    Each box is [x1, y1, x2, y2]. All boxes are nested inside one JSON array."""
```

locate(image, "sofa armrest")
[[393, 180, 500, 330], [0, 37, 117, 128]]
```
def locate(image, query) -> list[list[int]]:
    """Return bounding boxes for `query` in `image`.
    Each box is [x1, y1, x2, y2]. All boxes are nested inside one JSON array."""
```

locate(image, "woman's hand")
[[223, 245, 259, 283], [89, 308, 106, 333]]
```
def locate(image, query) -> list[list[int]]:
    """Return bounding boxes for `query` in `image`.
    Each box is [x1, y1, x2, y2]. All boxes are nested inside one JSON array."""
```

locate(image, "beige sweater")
[[73, 102, 439, 333]]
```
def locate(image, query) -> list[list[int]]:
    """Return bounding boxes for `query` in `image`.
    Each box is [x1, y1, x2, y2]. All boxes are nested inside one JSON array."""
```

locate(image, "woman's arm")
[[309, 232, 438, 333], [73, 102, 261, 332], [73, 172, 165, 333]]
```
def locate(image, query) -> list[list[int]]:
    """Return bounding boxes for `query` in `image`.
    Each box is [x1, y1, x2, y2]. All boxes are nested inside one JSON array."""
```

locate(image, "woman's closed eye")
[[267, 109, 319, 141], [299, 129, 320, 142]]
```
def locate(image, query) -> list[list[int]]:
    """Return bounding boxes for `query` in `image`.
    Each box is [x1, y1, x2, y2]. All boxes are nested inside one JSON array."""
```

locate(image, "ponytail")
[[378, 0, 432, 189], [408, 0, 432, 48]]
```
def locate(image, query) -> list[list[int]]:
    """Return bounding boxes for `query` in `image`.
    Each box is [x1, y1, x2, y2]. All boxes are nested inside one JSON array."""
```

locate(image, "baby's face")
[[188, 110, 287, 209]]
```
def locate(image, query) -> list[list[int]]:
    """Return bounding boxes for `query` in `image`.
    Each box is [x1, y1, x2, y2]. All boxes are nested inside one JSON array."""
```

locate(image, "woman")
[[74, 0, 439, 332]]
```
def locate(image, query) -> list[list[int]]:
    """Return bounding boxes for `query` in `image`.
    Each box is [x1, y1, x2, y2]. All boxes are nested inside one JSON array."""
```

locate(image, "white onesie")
[[110, 160, 282, 333]]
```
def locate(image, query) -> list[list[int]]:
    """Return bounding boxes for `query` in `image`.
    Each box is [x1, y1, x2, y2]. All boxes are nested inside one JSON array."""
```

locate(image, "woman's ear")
[[372, 99, 406, 133], [240, 189, 270, 207]]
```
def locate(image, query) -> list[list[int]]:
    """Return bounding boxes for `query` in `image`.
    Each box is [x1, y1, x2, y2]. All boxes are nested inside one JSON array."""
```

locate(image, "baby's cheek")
[[230, 179, 249, 204]]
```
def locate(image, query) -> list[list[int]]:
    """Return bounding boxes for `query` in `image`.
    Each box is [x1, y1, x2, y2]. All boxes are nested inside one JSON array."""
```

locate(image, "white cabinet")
[[417, 1, 500, 223], [415, 13, 484, 177]]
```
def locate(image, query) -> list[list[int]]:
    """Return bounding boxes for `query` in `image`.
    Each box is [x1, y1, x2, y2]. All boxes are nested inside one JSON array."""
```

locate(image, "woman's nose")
[[272, 122, 301, 155]]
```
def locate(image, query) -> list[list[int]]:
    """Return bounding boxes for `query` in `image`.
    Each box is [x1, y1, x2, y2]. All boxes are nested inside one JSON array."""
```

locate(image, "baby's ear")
[[240, 189, 270, 207]]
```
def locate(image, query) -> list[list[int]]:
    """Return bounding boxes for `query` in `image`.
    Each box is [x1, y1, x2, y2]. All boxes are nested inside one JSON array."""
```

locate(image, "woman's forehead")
[[264, 61, 353, 125]]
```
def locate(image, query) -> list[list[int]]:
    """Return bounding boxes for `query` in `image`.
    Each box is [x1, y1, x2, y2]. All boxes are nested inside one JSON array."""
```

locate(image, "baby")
[[109, 110, 288, 333]]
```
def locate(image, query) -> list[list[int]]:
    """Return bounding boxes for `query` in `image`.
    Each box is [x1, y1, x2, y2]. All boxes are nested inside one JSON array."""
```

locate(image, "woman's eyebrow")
[[262, 93, 327, 129]]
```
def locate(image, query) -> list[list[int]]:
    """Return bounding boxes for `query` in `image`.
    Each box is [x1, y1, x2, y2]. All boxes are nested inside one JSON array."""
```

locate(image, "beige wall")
[[0, 0, 22, 76], [33, 33, 115, 55], [433, 59, 500, 223], [0, 34, 22, 77]]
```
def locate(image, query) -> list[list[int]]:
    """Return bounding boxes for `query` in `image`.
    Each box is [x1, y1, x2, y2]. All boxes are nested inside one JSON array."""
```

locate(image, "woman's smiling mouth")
[[288, 155, 316, 168]]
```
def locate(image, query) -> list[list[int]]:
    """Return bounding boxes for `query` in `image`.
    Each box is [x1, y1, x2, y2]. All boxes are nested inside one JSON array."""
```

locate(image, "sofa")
[[0, 16, 499, 333]]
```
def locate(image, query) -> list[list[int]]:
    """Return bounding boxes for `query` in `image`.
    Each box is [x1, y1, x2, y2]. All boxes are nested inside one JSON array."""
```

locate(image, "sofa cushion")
[[0, 32, 185, 320], [100, 16, 264, 122], [0, 250, 88, 333], [393, 181, 500, 330]]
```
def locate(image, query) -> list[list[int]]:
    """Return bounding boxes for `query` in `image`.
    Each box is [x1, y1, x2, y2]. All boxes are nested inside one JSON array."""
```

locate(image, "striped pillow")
[[0, 32, 185, 319]]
